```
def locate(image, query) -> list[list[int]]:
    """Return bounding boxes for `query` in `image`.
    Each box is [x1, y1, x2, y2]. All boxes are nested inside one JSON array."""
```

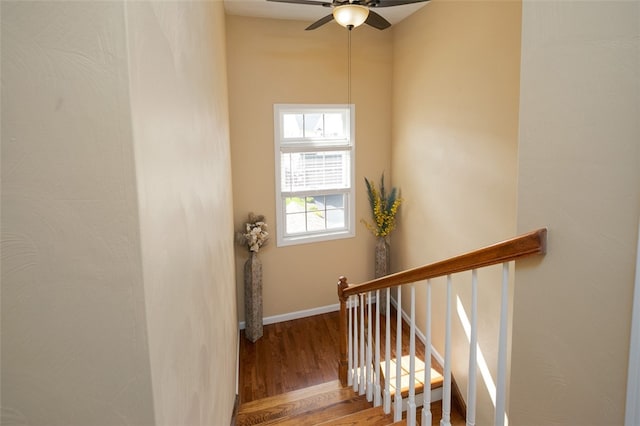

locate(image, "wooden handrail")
[[338, 228, 546, 301], [336, 228, 546, 386]]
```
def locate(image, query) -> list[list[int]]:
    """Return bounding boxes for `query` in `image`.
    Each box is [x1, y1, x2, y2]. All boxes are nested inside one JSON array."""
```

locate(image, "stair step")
[[239, 380, 343, 412], [268, 395, 373, 425], [383, 355, 444, 399], [237, 373, 455, 426], [237, 380, 366, 426], [315, 406, 395, 425]]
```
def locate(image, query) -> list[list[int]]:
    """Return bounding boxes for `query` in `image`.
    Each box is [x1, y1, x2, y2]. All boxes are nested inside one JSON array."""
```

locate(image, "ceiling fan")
[[266, 0, 430, 31]]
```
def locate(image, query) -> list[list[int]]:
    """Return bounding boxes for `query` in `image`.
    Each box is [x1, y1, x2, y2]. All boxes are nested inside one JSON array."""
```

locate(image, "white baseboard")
[[238, 303, 340, 330], [235, 328, 240, 394], [237, 295, 445, 370]]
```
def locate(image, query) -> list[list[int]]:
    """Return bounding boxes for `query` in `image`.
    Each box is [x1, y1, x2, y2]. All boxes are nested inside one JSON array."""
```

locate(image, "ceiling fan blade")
[[305, 14, 335, 30], [365, 10, 391, 30], [369, 0, 429, 7], [266, 0, 331, 6]]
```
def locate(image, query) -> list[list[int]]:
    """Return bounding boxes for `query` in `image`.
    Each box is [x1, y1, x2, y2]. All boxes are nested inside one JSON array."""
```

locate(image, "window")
[[274, 104, 355, 246]]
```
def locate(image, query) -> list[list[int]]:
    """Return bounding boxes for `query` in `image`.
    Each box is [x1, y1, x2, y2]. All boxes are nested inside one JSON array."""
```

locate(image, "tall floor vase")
[[244, 251, 263, 342], [375, 236, 391, 315]]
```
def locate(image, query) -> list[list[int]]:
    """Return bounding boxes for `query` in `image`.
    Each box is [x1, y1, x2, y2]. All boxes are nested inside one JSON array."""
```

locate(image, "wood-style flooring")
[[239, 311, 341, 403], [238, 308, 465, 425], [238, 306, 435, 403]]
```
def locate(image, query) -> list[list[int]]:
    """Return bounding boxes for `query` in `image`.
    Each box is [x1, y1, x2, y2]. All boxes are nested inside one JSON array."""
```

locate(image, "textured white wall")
[[512, 1, 640, 424], [126, 2, 237, 424], [1, 1, 237, 425], [1, 2, 155, 424]]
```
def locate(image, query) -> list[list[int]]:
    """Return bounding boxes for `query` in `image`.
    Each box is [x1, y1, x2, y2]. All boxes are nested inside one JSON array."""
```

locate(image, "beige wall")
[[126, 2, 237, 424], [1, 2, 155, 424], [1, 1, 237, 424], [511, 1, 640, 424], [391, 1, 522, 424], [226, 16, 393, 320]]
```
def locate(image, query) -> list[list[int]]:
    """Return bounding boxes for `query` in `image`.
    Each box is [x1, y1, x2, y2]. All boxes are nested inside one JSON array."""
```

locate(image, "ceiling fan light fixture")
[[333, 4, 369, 29]]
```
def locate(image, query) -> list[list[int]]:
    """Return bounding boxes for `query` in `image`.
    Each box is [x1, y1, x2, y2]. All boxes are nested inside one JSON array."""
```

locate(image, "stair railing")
[[337, 228, 547, 426]]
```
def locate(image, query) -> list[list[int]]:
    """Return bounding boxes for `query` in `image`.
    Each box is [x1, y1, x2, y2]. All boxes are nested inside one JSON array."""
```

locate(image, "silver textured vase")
[[244, 251, 263, 342], [375, 236, 390, 315]]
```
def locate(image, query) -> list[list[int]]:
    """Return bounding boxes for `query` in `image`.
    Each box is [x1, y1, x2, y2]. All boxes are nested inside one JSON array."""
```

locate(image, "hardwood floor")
[[238, 308, 465, 425], [239, 311, 341, 403], [238, 306, 436, 403]]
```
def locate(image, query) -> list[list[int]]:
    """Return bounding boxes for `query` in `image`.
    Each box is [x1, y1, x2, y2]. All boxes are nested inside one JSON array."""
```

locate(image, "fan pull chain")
[[348, 29, 352, 106]]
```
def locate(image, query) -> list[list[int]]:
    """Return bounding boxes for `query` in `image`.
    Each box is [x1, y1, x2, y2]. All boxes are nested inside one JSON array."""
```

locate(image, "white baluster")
[[367, 291, 373, 401], [495, 263, 509, 426], [360, 293, 366, 395], [375, 289, 382, 407], [408, 284, 416, 426], [353, 295, 359, 391], [384, 287, 391, 414], [441, 275, 452, 426], [467, 270, 478, 426], [422, 280, 433, 426], [348, 295, 353, 387], [394, 287, 403, 422]]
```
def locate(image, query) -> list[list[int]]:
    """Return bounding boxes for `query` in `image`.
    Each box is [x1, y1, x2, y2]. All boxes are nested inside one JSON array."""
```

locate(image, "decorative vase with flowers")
[[362, 174, 402, 314], [237, 213, 269, 342]]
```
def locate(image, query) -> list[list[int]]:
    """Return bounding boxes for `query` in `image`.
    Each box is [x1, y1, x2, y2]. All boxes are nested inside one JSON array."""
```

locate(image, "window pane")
[[306, 196, 325, 232], [304, 113, 323, 138], [306, 211, 326, 232], [286, 212, 306, 234], [285, 197, 305, 213], [281, 151, 350, 192], [281, 153, 292, 192], [283, 111, 347, 141], [283, 193, 347, 235], [283, 113, 303, 138], [307, 195, 325, 213], [326, 209, 345, 229], [325, 194, 344, 208], [324, 113, 345, 138]]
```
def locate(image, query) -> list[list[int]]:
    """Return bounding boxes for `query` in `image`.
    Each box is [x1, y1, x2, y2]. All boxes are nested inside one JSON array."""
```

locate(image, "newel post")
[[338, 276, 349, 387]]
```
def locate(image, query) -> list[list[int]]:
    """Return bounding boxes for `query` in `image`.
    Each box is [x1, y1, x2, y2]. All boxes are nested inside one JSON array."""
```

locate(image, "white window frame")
[[274, 104, 356, 247]]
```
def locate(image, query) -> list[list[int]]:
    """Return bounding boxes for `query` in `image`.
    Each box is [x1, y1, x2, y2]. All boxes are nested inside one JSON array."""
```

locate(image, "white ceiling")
[[223, 0, 429, 27]]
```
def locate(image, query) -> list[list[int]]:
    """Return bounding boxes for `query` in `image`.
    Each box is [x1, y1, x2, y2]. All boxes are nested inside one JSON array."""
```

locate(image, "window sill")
[[277, 229, 355, 247]]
